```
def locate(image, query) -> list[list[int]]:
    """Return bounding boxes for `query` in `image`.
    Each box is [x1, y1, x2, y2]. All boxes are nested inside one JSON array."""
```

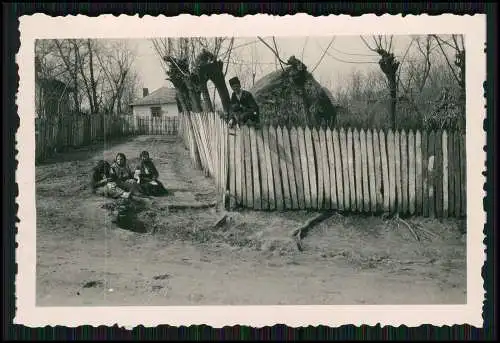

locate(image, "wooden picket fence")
[[35, 114, 133, 162], [179, 111, 229, 202], [35, 114, 179, 163], [136, 117, 179, 135], [180, 112, 467, 218]]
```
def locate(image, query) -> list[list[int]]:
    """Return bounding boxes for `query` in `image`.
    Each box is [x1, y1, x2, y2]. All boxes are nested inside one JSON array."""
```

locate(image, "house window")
[[150, 106, 162, 117]]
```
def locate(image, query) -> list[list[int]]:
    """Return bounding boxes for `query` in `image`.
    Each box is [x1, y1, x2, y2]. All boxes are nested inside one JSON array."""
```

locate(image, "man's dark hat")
[[229, 77, 240, 86]]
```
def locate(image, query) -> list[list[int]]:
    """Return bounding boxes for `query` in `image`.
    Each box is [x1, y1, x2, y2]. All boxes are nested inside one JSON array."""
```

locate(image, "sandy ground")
[[36, 135, 467, 306]]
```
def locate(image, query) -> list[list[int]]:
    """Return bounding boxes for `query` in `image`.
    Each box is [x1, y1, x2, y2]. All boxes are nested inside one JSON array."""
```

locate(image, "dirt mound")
[[195, 219, 299, 256], [144, 208, 303, 255]]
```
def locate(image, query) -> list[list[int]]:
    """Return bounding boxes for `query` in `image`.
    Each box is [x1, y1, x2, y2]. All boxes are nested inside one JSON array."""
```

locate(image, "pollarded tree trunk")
[[164, 56, 202, 113], [175, 90, 189, 113], [170, 78, 191, 113], [87, 39, 99, 113], [377, 49, 400, 128], [199, 80, 214, 112], [193, 49, 230, 114], [167, 74, 190, 112], [197, 58, 231, 114], [184, 75, 203, 113], [389, 79, 397, 128], [211, 74, 231, 114]]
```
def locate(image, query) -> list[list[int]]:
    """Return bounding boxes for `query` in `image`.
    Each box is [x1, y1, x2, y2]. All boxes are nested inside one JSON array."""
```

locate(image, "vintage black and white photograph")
[[16, 14, 486, 328]]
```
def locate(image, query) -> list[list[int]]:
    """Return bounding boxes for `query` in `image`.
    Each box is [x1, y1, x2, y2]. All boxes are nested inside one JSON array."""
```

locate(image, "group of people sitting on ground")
[[90, 150, 169, 200]]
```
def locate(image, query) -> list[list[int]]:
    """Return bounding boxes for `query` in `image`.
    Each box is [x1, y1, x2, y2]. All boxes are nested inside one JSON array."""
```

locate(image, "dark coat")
[[110, 162, 134, 182], [135, 159, 168, 196], [229, 90, 260, 125], [135, 159, 159, 183]]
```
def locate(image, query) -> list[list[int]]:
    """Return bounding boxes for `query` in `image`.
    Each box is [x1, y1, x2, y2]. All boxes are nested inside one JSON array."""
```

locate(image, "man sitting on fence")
[[228, 76, 260, 128]]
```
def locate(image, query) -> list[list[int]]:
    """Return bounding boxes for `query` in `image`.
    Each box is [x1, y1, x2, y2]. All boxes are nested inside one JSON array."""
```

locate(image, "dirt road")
[[36, 135, 467, 306]]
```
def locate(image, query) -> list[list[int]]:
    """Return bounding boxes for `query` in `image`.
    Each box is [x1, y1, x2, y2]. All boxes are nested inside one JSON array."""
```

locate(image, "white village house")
[[130, 87, 180, 130]]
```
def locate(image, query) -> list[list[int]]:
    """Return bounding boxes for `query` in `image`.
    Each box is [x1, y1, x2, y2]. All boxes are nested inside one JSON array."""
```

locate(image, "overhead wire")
[[311, 37, 336, 73], [316, 42, 379, 64], [330, 45, 377, 57]]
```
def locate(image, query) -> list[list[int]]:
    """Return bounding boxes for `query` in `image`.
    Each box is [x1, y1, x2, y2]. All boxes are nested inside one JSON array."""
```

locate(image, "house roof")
[[130, 86, 177, 106]]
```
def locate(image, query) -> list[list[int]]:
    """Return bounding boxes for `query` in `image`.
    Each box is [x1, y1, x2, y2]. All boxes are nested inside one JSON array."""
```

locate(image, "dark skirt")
[[139, 179, 169, 196]]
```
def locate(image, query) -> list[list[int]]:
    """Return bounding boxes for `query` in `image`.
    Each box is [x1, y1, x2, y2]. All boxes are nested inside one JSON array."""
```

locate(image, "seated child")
[[90, 160, 130, 199], [134, 150, 169, 196]]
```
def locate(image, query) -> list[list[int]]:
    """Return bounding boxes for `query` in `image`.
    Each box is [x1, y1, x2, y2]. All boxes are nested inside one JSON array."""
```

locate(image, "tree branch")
[[433, 35, 461, 85], [224, 38, 234, 77], [272, 36, 285, 71], [434, 35, 458, 50], [360, 36, 377, 52], [301, 36, 309, 61], [451, 34, 460, 51], [459, 34, 465, 51], [151, 39, 170, 75], [312, 37, 336, 73], [257, 36, 289, 67], [396, 38, 414, 84]]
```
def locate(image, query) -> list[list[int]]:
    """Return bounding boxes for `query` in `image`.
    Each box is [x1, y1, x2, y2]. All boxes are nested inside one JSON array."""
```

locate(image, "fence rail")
[[136, 117, 179, 135], [35, 114, 179, 163], [180, 112, 467, 218]]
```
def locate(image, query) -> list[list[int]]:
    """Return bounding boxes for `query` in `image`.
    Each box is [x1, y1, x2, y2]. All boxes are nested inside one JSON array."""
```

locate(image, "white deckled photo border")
[[15, 13, 487, 329]]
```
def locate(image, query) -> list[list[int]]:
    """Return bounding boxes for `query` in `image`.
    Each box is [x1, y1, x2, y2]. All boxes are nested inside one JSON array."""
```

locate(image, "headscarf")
[[229, 76, 240, 86]]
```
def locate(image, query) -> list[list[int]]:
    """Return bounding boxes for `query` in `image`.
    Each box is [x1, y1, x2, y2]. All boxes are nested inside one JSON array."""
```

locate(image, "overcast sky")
[[128, 35, 455, 106]]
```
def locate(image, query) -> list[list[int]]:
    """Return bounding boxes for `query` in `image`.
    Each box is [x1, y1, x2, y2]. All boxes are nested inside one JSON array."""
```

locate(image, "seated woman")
[[90, 159, 148, 231], [134, 150, 169, 196], [110, 153, 143, 196], [90, 160, 130, 199]]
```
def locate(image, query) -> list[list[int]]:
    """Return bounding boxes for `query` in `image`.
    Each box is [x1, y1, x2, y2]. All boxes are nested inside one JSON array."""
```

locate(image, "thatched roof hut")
[[250, 56, 337, 127]]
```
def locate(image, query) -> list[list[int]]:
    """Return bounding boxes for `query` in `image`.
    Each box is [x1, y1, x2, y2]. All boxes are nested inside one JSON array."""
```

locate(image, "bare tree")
[[74, 39, 101, 114], [393, 35, 436, 119], [121, 70, 142, 114], [35, 40, 66, 80], [35, 40, 67, 117], [95, 41, 135, 114], [53, 39, 83, 113], [36, 38, 139, 117], [257, 36, 289, 71], [151, 38, 191, 111], [151, 37, 233, 114], [360, 35, 400, 127], [432, 34, 465, 110]]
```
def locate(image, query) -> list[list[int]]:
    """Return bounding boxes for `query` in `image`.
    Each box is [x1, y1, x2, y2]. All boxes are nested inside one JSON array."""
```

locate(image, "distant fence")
[[35, 114, 179, 163], [180, 112, 467, 218], [136, 117, 179, 135]]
